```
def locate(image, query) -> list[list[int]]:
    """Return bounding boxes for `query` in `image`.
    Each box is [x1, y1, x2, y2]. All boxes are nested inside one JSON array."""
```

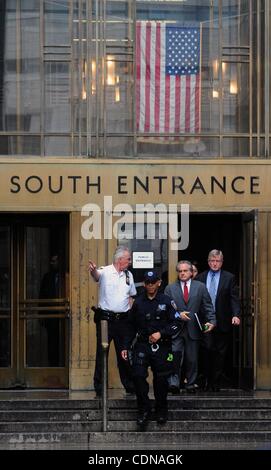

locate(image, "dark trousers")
[[168, 330, 184, 389], [132, 342, 172, 413], [200, 329, 230, 387], [94, 318, 134, 393], [169, 328, 199, 388]]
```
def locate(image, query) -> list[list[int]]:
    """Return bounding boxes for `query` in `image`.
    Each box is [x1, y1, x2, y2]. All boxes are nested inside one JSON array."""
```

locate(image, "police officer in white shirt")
[[88, 246, 137, 396]]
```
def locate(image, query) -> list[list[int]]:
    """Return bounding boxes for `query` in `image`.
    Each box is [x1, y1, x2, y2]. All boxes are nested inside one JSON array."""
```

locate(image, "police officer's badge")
[[158, 304, 166, 311]]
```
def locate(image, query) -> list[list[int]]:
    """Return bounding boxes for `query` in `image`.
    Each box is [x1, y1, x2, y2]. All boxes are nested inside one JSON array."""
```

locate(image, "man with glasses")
[[121, 271, 179, 428], [88, 246, 136, 397], [165, 260, 215, 394], [196, 249, 240, 391]]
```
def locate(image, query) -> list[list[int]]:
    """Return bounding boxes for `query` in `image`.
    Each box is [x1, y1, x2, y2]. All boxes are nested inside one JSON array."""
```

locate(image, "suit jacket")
[[164, 280, 215, 340], [196, 270, 240, 333]]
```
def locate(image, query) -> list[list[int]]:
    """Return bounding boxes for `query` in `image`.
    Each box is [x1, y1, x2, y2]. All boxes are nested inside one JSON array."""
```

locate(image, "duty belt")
[[100, 309, 129, 321], [137, 334, 170, 344]]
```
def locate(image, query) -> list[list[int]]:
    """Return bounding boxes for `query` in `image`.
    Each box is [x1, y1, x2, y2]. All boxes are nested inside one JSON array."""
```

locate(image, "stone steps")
[[0, 395, 270, 447], [1, 408, 271, 421], [0, 419, 270, 433], [0, 396, 271, 410], [2, 430, 271, 446]]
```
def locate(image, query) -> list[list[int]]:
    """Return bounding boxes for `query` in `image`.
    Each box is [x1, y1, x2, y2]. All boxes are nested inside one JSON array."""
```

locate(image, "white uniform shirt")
[[97, 264, 137, 312]]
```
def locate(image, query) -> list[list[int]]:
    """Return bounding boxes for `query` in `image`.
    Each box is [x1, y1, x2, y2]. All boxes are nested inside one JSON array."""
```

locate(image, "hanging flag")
[[136, 22, 201, 136]]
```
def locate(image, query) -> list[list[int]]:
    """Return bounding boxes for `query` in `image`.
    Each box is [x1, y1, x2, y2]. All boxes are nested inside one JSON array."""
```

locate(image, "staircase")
[[0, 392, 271, 448]]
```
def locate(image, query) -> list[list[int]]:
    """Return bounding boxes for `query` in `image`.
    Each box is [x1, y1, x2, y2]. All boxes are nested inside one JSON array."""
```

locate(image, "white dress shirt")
[[97, 264, 136, 312], [180, 278, 192, 294]]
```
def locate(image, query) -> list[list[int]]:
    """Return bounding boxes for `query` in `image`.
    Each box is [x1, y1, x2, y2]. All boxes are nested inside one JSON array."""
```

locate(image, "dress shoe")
[[186, 388, 196, 394], [168, 385, 180, 394], [156, 410, 168, 425], [198, 377, 209, 391], [137, 410, 150, 427], [211, 384, 220, 392], [185, 385, 197, 394], [125, 383, 136, 393]]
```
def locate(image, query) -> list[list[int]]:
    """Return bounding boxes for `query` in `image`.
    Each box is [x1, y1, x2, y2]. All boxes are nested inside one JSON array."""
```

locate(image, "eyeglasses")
[[177, 270, 190, 273], [145, 280, 157, 285]]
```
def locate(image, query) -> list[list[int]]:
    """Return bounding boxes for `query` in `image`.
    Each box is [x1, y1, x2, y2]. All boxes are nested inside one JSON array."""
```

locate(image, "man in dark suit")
[[165, 260, 215, 393], [196, 249, 241, 391]]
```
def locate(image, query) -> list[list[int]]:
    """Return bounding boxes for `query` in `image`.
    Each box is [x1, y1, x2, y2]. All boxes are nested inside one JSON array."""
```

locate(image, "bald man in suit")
[[165, 260, 215, 393], [196, 249, 241, 391]]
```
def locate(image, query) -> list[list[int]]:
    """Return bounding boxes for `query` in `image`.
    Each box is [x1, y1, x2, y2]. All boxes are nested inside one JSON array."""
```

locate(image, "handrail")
[[100, 319, 109, 432], [92, 306, 109, 432]]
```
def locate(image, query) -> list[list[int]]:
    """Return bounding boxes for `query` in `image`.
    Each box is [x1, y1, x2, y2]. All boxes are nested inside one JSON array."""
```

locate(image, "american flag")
[[136, 22, 201, 136]]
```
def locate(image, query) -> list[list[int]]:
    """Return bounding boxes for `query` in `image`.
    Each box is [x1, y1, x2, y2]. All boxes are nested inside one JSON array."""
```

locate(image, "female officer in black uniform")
[[121, 271, 180, 428]]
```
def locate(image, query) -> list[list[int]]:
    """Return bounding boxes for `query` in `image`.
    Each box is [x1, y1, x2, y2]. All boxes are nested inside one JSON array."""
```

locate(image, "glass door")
[[0, 226, 12, 375], [0, 214, 69, 388]]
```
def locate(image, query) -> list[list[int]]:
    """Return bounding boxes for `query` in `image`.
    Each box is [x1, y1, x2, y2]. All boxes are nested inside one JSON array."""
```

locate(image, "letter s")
[[10, 176, 21, 193]]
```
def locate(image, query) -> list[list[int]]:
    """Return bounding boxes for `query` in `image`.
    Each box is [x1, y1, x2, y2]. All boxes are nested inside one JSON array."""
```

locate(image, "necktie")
[[183, 281, 189, 304], [209, 272, 216, 309]]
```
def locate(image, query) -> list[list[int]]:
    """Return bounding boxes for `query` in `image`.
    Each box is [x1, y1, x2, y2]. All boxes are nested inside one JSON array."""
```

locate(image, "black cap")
[[143, 270, 160, 283]]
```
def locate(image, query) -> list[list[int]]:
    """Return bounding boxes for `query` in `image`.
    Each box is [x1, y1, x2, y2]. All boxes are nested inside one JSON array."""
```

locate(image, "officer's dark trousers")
[[132, 342, 171, 413], [94, 318, 134, 393], [168, 330, 184, 389]]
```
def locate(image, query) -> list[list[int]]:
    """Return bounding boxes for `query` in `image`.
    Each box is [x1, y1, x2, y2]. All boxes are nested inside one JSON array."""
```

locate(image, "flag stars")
[[166, 26, 200, 76]]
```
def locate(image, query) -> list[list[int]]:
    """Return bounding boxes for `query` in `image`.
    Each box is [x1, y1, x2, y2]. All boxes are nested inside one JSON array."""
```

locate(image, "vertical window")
[[44, 0, 70, 46], [0, 0, 41, 154], [43, 0, 71, 156], [44, 62, 71, 132]]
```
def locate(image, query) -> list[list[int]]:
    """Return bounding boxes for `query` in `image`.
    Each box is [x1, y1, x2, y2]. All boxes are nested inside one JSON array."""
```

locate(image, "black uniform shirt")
[[124, 291, 180, 349]]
